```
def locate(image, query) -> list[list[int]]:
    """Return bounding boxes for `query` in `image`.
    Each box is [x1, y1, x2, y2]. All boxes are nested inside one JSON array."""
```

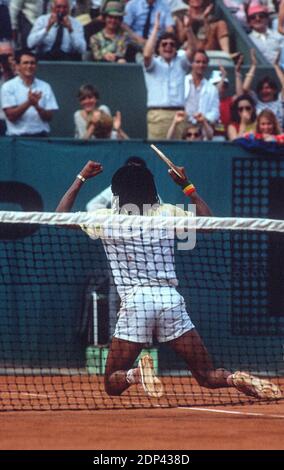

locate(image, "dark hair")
[[15, 49, 37, 64], [156, 32, 178, 54], [111, 165, 159, 211], [256, 76, 278, 101], [192, 49, 209, 64], [230, 93, 257, 124], [124, 156, 146, 167], [78, 84, 100, 101]]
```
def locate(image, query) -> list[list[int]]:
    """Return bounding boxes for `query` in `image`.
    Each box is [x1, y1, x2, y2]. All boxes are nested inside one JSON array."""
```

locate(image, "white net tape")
[[0, 211, 284, 232]]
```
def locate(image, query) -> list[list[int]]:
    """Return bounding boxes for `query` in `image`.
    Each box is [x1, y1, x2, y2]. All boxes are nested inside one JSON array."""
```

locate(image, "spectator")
[[9, 0, 43, 49], [143, 13, 192, 139], [90, 1, 130, 62], [123, 0, 174, 62], [243, 49, 284, 130], [1, 49, 58, 137], [0, 40, 16, 135], [184, 49, 220, 127], [241, 108, 284, 144], [247, 3, 284, 66], [166, 110, 214, 140], [176, 0, 231, 54], [227, 93, 257, 140], [74, 83, 128, 139], [27, 0, 86, 60], [209, 53, 244, 138], [0, 0, 13, 41]]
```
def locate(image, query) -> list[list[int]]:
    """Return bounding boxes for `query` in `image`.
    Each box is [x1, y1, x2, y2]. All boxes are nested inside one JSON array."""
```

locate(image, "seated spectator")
[[27, 0, 86, 61], [252, 108, 281, 140], [0, 0, 13, 41], [90, 1, 130, 62], [166, 110, 214, 140], [243, 49, 284, 131], [247, 3, 284, 67], [9, 0, 43, 49], [1, 49, 58, 137], [123, 0, 175, 62], [0, 40, 16, 135], [74, 83, 128, 139], [184, 49, 220, 128], [210, 53, 244, 138], [143, 13, 192, 139], [227, 93, 257, 140], [176, 0, 231, 54]]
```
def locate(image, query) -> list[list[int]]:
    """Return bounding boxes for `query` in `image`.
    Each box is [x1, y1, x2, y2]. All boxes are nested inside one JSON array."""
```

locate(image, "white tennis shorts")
[[114, 286, 194, 343]]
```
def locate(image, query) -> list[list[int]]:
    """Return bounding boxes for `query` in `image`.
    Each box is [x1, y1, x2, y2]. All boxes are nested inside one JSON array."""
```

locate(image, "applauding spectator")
[[74, 83, 128, 139], [1, 49, 58, 137], [0, 40, 16, 135], [90, 1, 130, 62], [227, 93, 257, 140], [166, 110, 213, 140], [27, 0, 86, 60], [243, 49, 284, 131]]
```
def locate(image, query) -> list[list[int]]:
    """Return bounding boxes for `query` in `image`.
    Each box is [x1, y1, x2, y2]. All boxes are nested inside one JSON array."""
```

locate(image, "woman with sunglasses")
[[227, 93, 257, 141], [166, 110, 213, 140]]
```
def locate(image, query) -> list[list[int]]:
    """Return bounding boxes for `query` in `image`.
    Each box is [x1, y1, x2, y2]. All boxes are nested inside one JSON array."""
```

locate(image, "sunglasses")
[[238, 106, 252, 112], [248, 13, 268, 21], [186, 132, 200, 138], [160, 41, 176, 48]]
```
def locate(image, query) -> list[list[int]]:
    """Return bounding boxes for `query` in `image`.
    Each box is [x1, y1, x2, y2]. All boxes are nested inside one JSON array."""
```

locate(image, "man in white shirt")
[[184, 49, 220, 126], [27, 0, 86, 60], [143, 12, 192, 139], [247, 4, 284, 67], [1, 49, 58, 136], [55, 159, 281, 401]]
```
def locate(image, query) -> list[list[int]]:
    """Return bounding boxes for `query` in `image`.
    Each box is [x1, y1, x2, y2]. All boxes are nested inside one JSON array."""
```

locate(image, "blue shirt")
[[124, 0, 174, 37]]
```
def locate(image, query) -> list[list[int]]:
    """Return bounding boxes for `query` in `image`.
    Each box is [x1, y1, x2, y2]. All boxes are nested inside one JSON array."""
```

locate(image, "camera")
[[57, 12, 65, 23]]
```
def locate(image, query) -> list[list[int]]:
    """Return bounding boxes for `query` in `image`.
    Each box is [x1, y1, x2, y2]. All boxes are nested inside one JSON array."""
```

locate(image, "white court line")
[[178, 406, 284, 419]]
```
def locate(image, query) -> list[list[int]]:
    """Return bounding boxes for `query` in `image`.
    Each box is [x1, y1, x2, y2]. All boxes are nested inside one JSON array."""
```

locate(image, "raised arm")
[[143, 12, 160, 68], [242, 49, 257, 93], [55, 161, 103, 213], [168, 166, 213, 216], [273, 51, 284, 98]]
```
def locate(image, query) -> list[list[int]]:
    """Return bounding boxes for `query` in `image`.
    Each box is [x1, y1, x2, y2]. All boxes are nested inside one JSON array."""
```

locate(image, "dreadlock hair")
[[111, 165, 159, 214]]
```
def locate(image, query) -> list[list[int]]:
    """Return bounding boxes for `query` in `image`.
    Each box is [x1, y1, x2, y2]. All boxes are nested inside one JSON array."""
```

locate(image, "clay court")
[[0, 376, 283, 450]]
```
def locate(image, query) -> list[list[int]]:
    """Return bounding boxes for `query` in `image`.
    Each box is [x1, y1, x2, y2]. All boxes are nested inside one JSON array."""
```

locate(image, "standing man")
[[27, 0, 86, 60], [1, 49, 58, 137], [143, 13, 192, 139], [184, 49, 220, 127], [0, 40, 16, 135]]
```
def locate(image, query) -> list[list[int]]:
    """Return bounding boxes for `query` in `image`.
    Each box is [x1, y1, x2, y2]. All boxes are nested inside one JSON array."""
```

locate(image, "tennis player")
[[56, 160, 281, 401]]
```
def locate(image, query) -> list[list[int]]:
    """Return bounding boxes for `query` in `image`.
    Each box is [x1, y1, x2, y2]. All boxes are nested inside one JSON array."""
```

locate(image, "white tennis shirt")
[[81, 204, 193, 298]]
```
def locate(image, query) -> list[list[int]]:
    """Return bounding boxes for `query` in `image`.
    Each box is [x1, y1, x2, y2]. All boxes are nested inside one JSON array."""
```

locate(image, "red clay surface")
[[0, 375, 283, 449]]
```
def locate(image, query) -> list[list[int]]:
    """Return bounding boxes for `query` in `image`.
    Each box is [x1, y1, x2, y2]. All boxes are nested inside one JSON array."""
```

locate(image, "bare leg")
[[104, 337, 144, 396], [167, 328, 230, 388]]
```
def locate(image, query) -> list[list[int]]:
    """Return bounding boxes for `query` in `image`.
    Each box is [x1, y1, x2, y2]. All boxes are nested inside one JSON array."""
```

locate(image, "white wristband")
[[77, 174, 86, 183]]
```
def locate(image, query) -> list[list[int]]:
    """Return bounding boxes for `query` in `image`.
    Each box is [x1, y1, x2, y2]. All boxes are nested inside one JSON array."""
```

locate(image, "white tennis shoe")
[[138, 354, 164, 398], [231, 371, 282, 400]]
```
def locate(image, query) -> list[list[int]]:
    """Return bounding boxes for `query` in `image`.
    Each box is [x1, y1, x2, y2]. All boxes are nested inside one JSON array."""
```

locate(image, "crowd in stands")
[[1, 0, 284, 144]]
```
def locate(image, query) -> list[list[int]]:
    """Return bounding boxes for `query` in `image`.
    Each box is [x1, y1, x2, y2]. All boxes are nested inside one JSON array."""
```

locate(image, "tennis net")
[[0, 210, 283, 410]]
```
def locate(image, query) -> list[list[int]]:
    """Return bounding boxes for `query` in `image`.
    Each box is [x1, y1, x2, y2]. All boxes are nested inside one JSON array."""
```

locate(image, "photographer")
[[0, 41, 16, 135], [27, 0, 86, 61]]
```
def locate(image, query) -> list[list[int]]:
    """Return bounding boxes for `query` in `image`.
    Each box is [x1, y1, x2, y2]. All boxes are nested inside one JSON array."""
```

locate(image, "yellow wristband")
[[77, 174, 86, 183], [183, 183, 196, 196]]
